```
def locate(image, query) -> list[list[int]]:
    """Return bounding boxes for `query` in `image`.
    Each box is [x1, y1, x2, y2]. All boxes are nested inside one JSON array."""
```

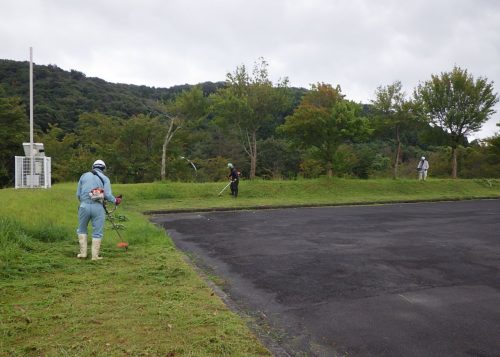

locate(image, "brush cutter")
[[218, 181, 232, 196], [103, 195, 128, 250]]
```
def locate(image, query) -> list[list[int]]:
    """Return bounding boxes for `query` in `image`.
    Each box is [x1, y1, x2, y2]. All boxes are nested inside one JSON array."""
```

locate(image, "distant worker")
[[76, 159, 121, 260], [227, 163, 240, 198], [417, 156, 429, 181]]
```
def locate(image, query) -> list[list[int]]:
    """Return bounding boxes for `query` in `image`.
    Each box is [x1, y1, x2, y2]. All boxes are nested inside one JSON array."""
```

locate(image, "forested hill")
[[0, 59, 225, 132]]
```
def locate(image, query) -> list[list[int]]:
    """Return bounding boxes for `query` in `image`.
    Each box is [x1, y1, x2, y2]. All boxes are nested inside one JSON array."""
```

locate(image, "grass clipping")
[[0, 185, 270, 357]]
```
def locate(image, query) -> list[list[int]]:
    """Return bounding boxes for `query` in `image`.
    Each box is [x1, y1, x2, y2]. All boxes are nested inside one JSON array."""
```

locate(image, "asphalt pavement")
[[151, 200, 500, 357]]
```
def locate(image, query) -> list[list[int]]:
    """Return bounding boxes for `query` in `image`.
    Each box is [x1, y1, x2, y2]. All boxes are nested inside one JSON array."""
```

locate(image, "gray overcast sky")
[[1, 0, 500, 139]]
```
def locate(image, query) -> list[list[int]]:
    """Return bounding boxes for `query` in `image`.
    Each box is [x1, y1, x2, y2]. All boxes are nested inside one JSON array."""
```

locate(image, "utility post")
[[14, 47, 52, 189]]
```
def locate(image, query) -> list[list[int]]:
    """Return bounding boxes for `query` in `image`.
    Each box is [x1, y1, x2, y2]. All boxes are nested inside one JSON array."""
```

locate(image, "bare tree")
[[160, 113, 183, 181], [156, 86, 207, 180]]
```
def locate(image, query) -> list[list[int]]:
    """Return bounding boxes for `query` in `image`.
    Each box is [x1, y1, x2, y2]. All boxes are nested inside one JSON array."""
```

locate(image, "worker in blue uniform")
[[76, 159, 121, 260]]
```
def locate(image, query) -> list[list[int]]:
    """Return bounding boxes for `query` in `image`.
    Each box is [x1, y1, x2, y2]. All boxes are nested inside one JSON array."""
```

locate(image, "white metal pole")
[[29, 47, 34, 188]]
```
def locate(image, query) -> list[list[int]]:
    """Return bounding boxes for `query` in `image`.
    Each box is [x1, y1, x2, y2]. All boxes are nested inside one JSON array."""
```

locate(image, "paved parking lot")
[[152, 200, 500, 357]]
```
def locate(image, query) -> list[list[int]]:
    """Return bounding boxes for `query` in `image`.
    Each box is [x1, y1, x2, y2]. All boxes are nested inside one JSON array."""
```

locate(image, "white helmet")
[[227, 163, 234, 169], [92, 159, 106, 170], [421, 156, 425, 160]]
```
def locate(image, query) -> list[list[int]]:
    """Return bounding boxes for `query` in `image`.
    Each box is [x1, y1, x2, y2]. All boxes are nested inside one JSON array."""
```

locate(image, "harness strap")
[[91, 169, 105, 187]]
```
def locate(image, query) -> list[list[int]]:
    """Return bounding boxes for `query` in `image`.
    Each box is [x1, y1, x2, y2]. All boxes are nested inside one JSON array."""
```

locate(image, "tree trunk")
[[393, 126, 401, 179], [327, 161, 333, 177], [241, 129, 258, 179], [451, 147, 458, 178], [249, 131, 257, 179], [161, 139, 167, 181], [160, 116, 180, 181]]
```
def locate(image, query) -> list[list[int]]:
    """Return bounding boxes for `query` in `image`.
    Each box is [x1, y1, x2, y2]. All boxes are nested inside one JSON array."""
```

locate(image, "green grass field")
[[1, 178, 499, 356]]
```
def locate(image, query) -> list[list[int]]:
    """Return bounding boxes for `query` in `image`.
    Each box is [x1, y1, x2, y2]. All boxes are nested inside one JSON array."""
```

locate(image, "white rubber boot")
[[77, 234, 88, 258], [91, 239, 103, 260]]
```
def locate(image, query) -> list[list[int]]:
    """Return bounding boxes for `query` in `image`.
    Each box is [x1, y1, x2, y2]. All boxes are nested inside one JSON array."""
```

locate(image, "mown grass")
[[1, 178, 500, 356], [0, 184, 270, 357], [119, 177, 500, 212]]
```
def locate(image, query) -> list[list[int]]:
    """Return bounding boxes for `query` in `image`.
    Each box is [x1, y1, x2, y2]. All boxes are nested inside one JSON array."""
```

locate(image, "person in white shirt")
[[417, 156, 429, 181]]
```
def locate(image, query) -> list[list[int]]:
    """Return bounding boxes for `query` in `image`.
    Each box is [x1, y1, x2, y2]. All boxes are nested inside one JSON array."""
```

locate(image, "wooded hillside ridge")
[[0, 58, 498, 187], [0, 59, 228, 131]]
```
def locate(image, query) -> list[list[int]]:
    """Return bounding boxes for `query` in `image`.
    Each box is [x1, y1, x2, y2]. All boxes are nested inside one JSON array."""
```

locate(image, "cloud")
[[1, 0, 499, 138]]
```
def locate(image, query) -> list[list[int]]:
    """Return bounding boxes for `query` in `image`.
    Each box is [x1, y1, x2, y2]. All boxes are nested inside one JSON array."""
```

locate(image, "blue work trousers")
[[77, 201, 105, 239]]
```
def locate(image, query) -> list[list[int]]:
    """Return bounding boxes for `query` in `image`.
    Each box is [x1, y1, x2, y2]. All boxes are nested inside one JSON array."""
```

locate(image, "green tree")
[[371, 81, 417, 179], [279, 83, 371, 177], [257, 137, 301, 179], [73, 112, 125, 180], [471, 125, 500, 177], [414, 66, 499, 178], [210, 58, 290, 179], [75, 112, 124, 158], [0, 88, 29, 187], [115, 114, 164, 183], [38, 124, 79, 182]]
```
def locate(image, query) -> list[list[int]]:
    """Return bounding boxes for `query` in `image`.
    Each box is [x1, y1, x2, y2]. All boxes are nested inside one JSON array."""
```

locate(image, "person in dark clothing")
[[227, 163, 239, 198]]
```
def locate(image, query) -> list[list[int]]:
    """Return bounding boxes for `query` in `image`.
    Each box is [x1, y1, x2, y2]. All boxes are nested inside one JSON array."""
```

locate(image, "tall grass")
[[0, 217, 38, 274]]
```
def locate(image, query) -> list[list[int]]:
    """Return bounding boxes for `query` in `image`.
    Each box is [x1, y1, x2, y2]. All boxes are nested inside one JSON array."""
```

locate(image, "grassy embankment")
[[1, 178, 499, 356], [127, 177, 500, 212]]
